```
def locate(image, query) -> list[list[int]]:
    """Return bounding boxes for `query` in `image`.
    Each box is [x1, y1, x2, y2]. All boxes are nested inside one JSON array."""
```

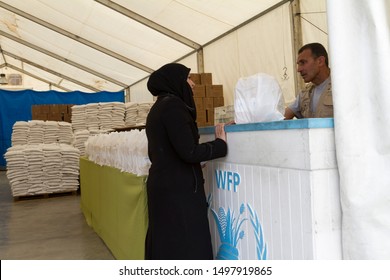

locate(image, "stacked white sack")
[[73, 130, 90, 156], [72, 102, 127, 154], [11, 120, 74, 146], [136, 102, 154, 125], [11, 121, 29, 145], [124, 102, 138, 126], [4, 144, 80, 197], [86, 103, 99, 131], [71, 104, 87, 131]]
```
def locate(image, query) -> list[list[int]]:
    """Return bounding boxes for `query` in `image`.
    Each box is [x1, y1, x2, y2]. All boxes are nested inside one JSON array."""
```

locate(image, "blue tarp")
[[0, 89, 124, 168]]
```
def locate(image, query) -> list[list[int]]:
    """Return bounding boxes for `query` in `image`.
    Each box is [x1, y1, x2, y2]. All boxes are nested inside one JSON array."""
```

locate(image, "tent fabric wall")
[[128, 0, 328, 107], [300, 0, 328, 46], [328, 0, 390, 259], [0, 0, 328, 106], [190, 2, 295, 106], [0, 89, 125, 168]]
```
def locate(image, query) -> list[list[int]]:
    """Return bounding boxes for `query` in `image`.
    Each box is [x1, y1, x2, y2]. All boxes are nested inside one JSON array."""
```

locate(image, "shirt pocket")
[[323, 94, 333, 106]]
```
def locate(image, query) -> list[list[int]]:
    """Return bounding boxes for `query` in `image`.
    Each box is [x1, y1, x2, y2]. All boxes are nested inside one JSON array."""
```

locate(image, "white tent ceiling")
[[0, 0, 286, 93]]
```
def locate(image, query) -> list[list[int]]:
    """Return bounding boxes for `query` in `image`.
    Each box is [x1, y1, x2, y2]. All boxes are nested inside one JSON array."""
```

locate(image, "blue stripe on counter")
[[198, 118, 334, 134]]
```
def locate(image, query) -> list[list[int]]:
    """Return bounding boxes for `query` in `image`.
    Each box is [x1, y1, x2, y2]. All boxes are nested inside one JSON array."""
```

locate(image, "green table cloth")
[[80, 157, 148, 259]]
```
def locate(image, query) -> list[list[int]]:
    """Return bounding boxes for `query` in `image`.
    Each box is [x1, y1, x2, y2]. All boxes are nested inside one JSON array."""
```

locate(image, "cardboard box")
[[190, 73, 201, 84], [205, 85, 223, 98], [213, 97, 224, 107], [200, 73, 212, 85], [32, 105, 50, 115], [63, 114, 72, 123], [194, 97, 204, 111], [32, 105, 50, 120], [206, 109, 214, 124], [196, 109, 207, 127], [203, 97, 214, 109], [31, 104, 72, 122], [32, 113, 48, 121], [192, 85, 205, 98]]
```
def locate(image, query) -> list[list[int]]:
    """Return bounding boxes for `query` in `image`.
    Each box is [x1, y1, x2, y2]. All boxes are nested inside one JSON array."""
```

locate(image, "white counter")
[[199, 118, 342, 260]]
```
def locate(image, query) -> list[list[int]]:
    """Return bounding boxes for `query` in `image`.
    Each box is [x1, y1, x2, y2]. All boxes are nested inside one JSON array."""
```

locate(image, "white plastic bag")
[[234, 73, 285, 124]]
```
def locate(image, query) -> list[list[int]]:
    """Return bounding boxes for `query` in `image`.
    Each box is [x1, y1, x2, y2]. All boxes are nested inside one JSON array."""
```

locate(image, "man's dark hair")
[[299, 43, 329, 67]]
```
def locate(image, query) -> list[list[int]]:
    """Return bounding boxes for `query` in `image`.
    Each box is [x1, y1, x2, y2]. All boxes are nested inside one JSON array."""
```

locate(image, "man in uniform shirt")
[[284, 43, 333, 119]]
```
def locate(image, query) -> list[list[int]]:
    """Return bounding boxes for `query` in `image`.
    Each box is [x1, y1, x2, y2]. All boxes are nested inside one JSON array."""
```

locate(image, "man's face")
[[296, 49, 320, 84]]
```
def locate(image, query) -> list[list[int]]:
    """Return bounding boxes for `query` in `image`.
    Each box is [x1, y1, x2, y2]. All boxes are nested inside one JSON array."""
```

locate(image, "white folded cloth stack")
[[4, 144, 80, 197], [124, 102, 138, 126], [136, 102, 154, 125], [85, 130, 150, 176], [71, 102, 128, 154], [72, 102, 126, 133], [73, 130, 90, 156], [57, 122, 73, 144], [43, 121, 60, 144], [111, 102, 126, 129], [11, 121, 29, 145], [71, 104, 87, 131], [11, 120, 74, 146], [86, 103, 100, 131], [28, 120, 45, 144]]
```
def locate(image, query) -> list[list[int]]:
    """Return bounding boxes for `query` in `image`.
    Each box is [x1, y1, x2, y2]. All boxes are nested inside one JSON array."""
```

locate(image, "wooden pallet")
[[13, 190, 78, 201]]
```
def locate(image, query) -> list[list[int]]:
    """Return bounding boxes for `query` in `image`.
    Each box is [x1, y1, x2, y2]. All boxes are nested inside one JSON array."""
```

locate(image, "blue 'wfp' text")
[[215, 170, 241, 192]]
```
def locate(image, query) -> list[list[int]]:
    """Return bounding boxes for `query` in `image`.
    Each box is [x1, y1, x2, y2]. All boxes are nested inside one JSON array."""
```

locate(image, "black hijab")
[[147, 63, 196, 120]]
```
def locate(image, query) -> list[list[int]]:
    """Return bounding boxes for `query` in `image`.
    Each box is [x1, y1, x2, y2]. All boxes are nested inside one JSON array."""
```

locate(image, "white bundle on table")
[[85, 130, 150, 176]]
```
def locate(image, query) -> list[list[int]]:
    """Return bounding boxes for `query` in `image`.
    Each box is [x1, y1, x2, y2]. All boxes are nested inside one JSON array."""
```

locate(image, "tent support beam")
[[202, 0, 291, 48], [174, 0, 291, 74], [3, 50, 100, 92], [0, 30, 128, 88], [0, 2, 154, 74], [95, 0, 201, 50], [1, 63, 71, 91], [291, 0, 304, 94], [197, 49, 204, 73]]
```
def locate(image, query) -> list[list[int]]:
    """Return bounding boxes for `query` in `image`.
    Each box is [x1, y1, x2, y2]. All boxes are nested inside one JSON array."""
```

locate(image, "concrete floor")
[[0, 171, 115, 260]]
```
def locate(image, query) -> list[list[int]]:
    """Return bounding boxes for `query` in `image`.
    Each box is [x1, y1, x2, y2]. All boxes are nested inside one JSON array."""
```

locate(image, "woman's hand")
[[215, 123, 227, 142]]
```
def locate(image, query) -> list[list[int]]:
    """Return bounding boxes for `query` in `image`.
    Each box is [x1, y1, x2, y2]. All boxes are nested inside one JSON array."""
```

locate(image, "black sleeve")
[[162, 99, 227, 163]]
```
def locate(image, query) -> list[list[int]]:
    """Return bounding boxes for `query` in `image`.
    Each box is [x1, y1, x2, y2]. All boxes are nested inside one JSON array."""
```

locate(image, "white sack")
[[328, 0, 390, 259], [234, 73, 285, 124]]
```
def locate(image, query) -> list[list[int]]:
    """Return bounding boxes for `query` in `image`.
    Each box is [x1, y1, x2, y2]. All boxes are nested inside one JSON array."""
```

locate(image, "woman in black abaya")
[[145, 63, 227, 260]]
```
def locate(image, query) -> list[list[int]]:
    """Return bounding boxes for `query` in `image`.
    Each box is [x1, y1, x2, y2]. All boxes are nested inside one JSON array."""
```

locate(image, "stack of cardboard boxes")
[[31, 104, 73, 123], [191, 73, 224, 127]]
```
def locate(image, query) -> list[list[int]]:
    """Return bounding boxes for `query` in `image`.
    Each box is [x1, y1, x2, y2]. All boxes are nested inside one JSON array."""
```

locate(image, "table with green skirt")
[[80, 157, 148, 259]]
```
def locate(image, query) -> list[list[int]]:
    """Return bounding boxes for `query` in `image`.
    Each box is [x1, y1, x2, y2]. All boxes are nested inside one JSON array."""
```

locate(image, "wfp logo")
[[215, 169, 241, 192]]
